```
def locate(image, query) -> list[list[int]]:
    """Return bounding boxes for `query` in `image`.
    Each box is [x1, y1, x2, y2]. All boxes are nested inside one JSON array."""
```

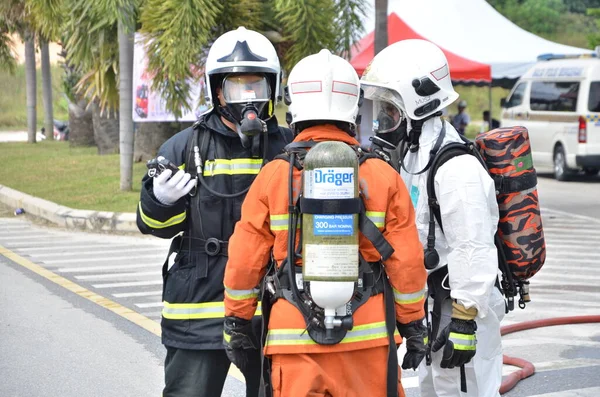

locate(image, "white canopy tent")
[[359, 0, 594, 82]]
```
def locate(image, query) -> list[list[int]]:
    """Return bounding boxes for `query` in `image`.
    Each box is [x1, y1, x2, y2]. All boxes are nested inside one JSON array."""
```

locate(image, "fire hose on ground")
[[500, 315, 600, 394]]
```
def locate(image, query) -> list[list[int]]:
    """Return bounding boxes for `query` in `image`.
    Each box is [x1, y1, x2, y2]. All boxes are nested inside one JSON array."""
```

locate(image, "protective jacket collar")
[[293, 125, 360, 146]]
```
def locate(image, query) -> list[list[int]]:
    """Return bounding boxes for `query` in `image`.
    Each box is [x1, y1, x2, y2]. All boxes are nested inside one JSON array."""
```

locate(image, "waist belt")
[[181, 236, 229, 257]]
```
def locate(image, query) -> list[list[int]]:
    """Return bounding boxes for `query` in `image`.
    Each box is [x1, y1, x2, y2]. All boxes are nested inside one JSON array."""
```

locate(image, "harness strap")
[[359, 199, 394, 261], [383, 269, 399, 397], [399, 121, 447, 176], [300, 197, 361, 214], [493, 172, 537, 194], [260, 261, 275, 397]]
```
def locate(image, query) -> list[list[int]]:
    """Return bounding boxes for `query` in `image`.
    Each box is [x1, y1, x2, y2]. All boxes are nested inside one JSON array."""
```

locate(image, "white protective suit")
[[399, 117, 505, 397]]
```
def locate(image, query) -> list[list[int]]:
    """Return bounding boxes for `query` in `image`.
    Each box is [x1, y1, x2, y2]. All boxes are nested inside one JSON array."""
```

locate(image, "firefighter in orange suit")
[[223, 49, 428, 397]]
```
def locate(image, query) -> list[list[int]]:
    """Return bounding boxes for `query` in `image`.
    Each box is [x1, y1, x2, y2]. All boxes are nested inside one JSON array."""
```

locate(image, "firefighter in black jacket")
[[136, 26, 293, 397]]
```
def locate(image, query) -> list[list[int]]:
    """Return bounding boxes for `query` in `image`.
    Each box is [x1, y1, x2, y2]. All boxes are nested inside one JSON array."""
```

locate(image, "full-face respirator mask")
[[219, 74, 271, 147]]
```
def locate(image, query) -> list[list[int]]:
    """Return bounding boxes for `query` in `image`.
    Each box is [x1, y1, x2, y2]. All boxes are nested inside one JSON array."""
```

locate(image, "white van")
[[501, 54, 600, 180]]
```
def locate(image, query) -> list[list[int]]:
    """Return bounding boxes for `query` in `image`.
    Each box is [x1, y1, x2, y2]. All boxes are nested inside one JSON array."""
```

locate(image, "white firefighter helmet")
[[360, 39, 458, 122], [204, 26, 281, 109], [285, 49, 361, 127]]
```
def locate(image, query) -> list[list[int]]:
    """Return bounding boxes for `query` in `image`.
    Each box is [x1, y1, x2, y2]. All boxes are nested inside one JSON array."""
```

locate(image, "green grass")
[[0, 140, 146, 213], [454, 85, 511, 121], [0, 65, 69, 131]]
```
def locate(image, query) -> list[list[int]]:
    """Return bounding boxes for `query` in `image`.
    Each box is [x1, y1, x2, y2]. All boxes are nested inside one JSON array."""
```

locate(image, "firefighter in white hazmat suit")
[[361, 39, 506, 397]]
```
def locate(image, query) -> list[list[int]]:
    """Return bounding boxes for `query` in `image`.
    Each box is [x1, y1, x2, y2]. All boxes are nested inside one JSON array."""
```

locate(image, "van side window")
[[588, 82, 600, 112], [505, 83, 526, 108], [530, 81, 579, 112]]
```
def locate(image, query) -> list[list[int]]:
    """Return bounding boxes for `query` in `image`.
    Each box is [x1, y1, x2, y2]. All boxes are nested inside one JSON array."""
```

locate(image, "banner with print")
[[132, 33, 210, 122]]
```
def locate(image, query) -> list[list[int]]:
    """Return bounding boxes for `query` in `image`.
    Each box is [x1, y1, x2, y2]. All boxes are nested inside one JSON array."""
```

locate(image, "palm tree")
[[374, 0, 388, 55], [28, 0, 66, 141], [24, 31, 36, 143], [0, 0, 38, 143], [40, 39, 54, 140], [117, 1, 136, 190]]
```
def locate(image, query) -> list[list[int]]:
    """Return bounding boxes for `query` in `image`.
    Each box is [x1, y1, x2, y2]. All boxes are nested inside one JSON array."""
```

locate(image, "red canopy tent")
[[350, 13, 491, 84]]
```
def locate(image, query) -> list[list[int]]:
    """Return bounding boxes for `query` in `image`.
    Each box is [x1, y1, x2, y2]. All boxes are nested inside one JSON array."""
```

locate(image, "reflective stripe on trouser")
[[162, 301, 262, 320], [138, 202, 186, 229], [265, 321, 398, 347], [203, 159, 263, 176], [393, 286, 426, 305], [269, 212, 386, 232]]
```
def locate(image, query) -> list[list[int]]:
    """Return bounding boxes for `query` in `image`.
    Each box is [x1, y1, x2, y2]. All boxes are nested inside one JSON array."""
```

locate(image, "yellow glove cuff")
[[451, 301, 478, 320]]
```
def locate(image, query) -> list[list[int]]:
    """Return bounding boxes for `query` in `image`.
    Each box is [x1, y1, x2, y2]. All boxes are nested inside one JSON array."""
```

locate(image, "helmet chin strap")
[[399, 111, 445, 175]]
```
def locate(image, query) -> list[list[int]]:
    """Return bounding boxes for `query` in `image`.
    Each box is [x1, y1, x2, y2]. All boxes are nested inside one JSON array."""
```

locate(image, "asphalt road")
[[536, 172, 600, 218], [0, 172, 599, 396]]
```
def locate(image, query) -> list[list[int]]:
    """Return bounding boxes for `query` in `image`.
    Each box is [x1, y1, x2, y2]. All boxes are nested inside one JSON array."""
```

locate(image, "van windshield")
[[589, 82, 600, 112]]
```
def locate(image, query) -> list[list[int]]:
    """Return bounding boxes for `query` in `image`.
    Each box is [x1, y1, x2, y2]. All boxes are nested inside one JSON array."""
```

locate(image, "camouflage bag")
[[426, 126, 546, 312]]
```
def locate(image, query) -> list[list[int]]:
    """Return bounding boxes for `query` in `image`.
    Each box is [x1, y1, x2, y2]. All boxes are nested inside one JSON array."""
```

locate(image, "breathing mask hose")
[[500, 315, 600, 394], [193, 128, 267, 199], [285, 153, 313, 322]]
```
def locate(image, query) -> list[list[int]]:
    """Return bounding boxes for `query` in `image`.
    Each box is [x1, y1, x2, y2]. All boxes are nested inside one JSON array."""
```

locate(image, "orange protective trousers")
[[269, 346, 406, 397]]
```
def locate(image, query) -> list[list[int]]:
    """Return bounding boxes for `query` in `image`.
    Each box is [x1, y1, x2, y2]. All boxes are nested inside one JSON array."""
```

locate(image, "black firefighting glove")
[[397, 319, 428, 370], [431, 302, 478, 369], [223, 316, 258, 372]]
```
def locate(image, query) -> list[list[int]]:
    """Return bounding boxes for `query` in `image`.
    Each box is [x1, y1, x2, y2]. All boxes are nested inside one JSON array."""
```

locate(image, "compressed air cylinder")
[[302, 141, 359, 314], [476, 126, 546, 280]]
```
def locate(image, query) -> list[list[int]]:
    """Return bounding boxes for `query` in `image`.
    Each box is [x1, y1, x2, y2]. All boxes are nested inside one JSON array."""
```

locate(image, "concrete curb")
[[0, 184, 138, 233]]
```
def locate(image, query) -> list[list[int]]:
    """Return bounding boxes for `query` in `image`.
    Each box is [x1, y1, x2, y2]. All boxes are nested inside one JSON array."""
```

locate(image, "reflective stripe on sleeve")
[[138, 202, 186, 229], [162, 301, 262, 320], [365, 211, 385, 228], [224, 286, 260, 300], [270, 214, 289, 231], [393, 287, 425, 305]]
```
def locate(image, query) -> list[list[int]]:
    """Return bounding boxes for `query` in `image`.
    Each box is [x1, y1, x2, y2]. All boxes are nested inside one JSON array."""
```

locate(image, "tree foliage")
[[488, 0, 600, 12], [140, 0, 222, 117], [274, 0, 338, 70], [26, 0, 65, 41], [274, 0, 367, 70], [334, 0, 369, 58], [62, 0, 120, 114], [487, 0, 599, 47], [490, 0, 564, 35], [587, 8, 600, 47], [0, 17, 17, 73]]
